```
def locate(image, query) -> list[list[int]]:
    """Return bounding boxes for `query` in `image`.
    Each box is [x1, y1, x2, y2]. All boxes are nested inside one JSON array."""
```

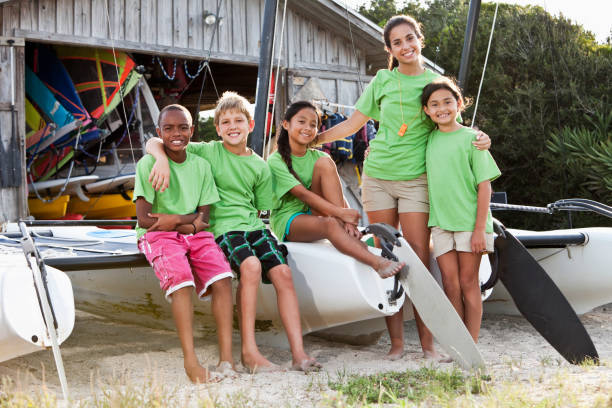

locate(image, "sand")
[[1, 305, 611, 406]]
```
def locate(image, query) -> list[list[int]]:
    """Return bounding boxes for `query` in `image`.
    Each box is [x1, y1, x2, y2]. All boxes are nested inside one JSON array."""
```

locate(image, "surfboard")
[[84, 174, 135, 194], [393, 237, 486, 370], [363, 223, 485, 370], [29, 175, 99, 202], [493, 221, 599, 364]]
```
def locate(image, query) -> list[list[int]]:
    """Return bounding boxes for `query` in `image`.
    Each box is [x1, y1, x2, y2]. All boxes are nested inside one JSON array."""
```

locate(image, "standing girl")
[[316, 15, 492, 360], [268, 101, 404, 279], [422, 77, 500, 342]]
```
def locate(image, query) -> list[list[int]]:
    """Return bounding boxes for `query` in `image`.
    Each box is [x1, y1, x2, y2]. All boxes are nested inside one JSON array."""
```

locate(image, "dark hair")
[[383, 15, 424, 70], [421, 76, 468, 112], [158, 104, 193, 126], [276, 101, 320, 184]]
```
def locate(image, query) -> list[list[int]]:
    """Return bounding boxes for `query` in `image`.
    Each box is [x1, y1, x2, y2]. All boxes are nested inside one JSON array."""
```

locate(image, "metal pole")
[[458, 0, 481, 92], [251, 0, 278, 156], [18, 222, 70, 401]]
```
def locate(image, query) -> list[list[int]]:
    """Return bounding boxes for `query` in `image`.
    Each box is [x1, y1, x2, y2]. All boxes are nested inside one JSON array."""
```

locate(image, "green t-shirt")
[[355, 68, 440, 181], [426, 127, 501, 232], [187, 140, 276, 237], [268, 149, 328, 240], [133, 152, 219, 239]]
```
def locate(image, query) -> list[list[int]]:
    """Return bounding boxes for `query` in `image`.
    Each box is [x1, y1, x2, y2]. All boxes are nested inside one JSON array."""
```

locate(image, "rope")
[[153, 56, 177, 80], [103, 2, 138, 172], [471, 1, 499, 127], [192, 0, 224, 134], [183, 59, 207, 79], [28, 124, 83, 204], [343, 1, 364, 93]]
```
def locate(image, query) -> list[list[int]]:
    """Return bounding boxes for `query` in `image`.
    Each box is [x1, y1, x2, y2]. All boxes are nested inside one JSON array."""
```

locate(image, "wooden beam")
[[0, 36, 25, 46], [12, 29, 261, 65]]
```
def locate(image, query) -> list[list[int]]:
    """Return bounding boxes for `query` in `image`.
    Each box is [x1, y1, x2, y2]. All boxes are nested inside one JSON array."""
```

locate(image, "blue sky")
[[347, 0, 611, 43]]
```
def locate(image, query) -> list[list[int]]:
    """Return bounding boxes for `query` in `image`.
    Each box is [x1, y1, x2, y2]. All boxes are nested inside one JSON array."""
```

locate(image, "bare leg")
[[398, 212, 442, 359], [310, 156, 346, 215], [238, 256, 275, 371], [210, 277, 235, 367], [437, 250, 464, 320], [170, 286, 210, 383], [366, 208, 405, 359], [287, 215, 403, 278], [458, 252, 483, 342], [267, 264, 320, 371]]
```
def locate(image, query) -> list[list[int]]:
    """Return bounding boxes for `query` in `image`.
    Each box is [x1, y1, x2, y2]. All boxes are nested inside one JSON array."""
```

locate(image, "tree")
[[358, 0, 612, 228]]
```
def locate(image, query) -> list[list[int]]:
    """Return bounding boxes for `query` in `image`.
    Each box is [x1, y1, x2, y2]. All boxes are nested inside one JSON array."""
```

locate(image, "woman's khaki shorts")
[[362, 173, 429, 213], [431, 227, 495, 258]]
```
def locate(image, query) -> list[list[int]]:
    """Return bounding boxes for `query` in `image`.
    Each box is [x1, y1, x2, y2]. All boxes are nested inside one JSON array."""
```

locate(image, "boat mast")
[[458, 0, 481, 92], [251, 0, 278, 156]]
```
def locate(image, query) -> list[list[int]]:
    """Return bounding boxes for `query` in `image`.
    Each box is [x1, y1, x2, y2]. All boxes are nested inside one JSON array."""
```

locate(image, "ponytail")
[[276, 126, 304, 184]]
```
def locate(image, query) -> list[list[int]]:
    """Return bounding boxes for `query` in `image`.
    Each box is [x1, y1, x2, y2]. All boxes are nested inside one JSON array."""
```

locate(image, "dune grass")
[[327, 366, 488, 405]]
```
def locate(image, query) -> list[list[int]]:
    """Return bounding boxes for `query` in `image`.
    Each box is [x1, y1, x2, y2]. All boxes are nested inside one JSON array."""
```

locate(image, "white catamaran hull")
[[0, 253, 75, 363], [485, 228, 612, 315], [19, 226, 404, 339]]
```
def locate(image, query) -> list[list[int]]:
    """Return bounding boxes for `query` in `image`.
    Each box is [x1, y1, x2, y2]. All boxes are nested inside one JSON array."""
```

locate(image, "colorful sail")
[[25, 66, 76, 129], [55, 47, 142, 122], [27, 45, 91, 124]]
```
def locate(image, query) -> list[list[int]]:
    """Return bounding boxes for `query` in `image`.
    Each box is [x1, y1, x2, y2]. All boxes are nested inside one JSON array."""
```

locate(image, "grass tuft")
[[327, 366, 488, 404]]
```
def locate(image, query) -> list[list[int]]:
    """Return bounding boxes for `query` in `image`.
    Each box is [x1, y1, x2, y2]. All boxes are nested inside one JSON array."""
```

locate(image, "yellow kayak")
[[67, 191, 135, 219], [28, 195, 71, 219]]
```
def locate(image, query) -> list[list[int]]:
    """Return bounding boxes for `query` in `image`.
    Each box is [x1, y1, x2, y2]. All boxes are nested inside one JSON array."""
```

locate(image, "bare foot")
[[423, 349, 453, 363], [213, 361, 238, 377], [242, 351, 279, 374], [184, 361, 211, 383], [386, 345, 404, 361], [376, 259, 405, 279], [291, 358, 322, 373]]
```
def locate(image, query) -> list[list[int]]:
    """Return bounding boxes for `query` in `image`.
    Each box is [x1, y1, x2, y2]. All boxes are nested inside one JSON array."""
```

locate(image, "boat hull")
[[0, 254, 75, 362], [485, 228, 612, 315], [24, 226, 404, 338]]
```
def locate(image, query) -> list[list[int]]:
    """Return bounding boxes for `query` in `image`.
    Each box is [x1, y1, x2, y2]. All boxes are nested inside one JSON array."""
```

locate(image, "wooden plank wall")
[[0, 36, 27, 223], [1, 0, 368, 75]]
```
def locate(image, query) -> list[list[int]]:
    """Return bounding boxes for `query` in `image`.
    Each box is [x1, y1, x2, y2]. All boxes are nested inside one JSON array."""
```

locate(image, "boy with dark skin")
[[134, 105, 234, 382]]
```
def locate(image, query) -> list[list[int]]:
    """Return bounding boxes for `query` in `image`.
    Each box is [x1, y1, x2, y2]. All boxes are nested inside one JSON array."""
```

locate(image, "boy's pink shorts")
[[138, 231, 233, 302]]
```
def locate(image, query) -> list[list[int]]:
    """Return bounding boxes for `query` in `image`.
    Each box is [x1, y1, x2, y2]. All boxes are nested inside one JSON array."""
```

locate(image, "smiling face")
[[283, 107, 319, 148], [215, 109, 254, 149], [387, 23, 422, 67], [423, 88, 462, 128], [156, 109, 194, 158]]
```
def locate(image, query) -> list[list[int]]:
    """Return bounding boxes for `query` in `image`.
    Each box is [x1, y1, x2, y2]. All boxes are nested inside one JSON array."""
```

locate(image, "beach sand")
[[1, 305, 611, 406]]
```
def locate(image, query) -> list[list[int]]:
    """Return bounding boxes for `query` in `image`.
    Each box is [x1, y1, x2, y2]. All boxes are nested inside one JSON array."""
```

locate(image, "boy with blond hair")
[[146, 92, 320, 373]]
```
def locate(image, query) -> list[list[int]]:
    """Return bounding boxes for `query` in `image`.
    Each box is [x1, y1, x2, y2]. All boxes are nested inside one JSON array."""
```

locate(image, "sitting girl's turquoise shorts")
[[284, 210, 312, 240]]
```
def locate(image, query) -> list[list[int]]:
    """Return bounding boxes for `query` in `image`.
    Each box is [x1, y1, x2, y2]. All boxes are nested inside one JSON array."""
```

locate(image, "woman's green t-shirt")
[[355, 67, 439, 181], [268, 149, 328, 240]]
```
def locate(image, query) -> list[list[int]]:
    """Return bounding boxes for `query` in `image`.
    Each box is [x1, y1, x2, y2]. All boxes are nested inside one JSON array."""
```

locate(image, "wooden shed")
[[0, 0, 440, 223]]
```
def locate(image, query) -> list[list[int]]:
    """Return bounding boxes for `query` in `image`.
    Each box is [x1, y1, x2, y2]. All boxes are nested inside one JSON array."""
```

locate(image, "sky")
[[346, 0, 611, 43]]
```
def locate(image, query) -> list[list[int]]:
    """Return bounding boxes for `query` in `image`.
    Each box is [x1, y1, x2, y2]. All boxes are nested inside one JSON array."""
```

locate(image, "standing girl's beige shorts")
[[361, 173, 429, 213], [430, 227, 495, 258]]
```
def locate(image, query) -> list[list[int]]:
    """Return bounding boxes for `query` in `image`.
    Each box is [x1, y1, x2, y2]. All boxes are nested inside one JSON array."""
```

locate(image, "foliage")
[[358, 0, 612, 228], [328, 366, 486, 404], [544, 112, 612, 204], [196, 116, 219, 143]]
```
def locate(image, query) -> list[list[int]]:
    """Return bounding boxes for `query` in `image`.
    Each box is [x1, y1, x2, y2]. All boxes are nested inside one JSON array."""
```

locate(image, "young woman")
[[422, 77, 500, 342], [268, 101, 404, 279], [316, 15, 492, 360]]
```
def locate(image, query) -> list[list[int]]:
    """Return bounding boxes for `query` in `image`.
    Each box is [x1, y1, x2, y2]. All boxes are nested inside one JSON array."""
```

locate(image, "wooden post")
[[0, 37, 27, 224]]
